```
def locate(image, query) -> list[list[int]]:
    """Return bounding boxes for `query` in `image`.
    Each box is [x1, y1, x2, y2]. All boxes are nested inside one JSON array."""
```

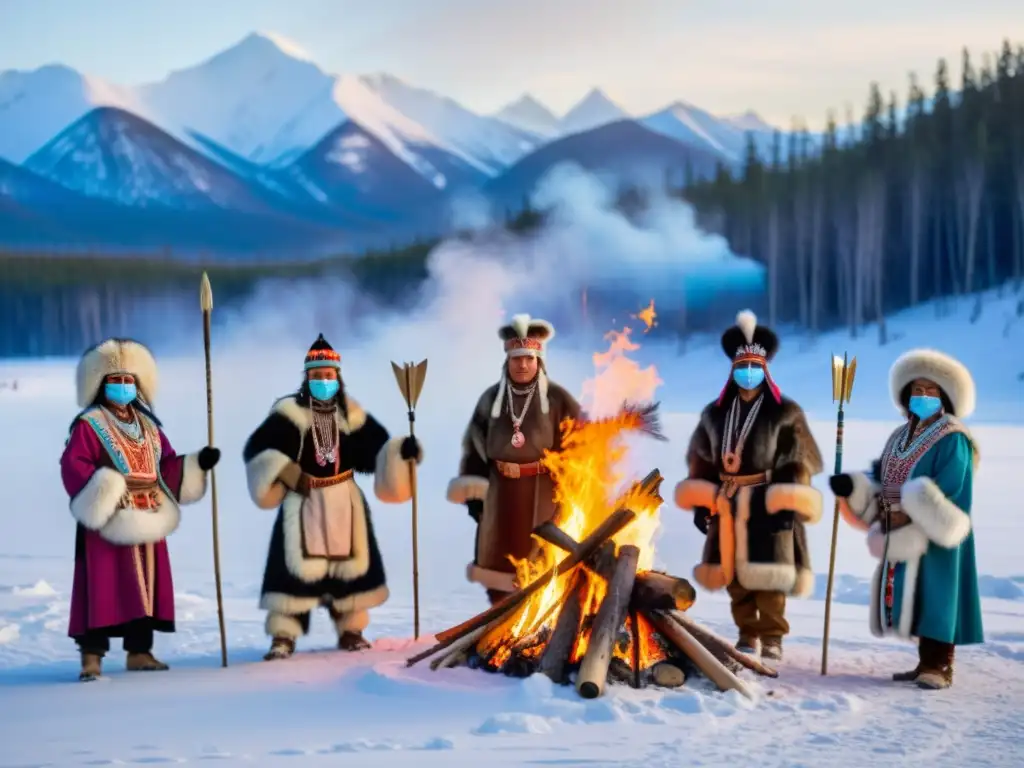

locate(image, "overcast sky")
[[1, 0, 1020, 127]]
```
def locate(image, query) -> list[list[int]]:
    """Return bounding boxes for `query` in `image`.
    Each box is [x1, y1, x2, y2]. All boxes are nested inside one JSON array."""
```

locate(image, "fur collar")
[[270, 394, 367, 435]]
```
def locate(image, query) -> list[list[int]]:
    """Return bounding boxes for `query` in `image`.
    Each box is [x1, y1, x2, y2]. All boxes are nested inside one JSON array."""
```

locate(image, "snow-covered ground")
[[1, 286, 1023, 766]]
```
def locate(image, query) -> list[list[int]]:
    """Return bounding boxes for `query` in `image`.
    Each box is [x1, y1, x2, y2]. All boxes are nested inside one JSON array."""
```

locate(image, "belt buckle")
[[505, 462, 521, 479], [719, 479, 738, 500]]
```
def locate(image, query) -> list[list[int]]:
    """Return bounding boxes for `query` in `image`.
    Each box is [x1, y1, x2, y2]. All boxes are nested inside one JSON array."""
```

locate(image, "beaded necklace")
[[721, 393, 764, 474], [507, 380, 537, 449], [310, 400, 339, 468]]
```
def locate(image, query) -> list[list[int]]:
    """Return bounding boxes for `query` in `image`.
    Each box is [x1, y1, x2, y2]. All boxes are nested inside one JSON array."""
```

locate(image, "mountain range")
[[0, 32, 793, 258]]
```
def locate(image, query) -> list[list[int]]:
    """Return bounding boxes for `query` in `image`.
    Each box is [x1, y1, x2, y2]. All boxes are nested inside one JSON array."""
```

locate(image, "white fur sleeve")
[[70, 468, 126, 531], [900, 476, 972, 548], [446, 475, 489, 504], [374, 437, 423, 504], [246, 449, 293, 510], [838, 472, 880, 531]]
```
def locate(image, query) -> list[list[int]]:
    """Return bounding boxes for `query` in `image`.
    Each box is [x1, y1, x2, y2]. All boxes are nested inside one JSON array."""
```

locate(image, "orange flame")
[[633, 300, 657, 332], [479, 301, 668, 671]]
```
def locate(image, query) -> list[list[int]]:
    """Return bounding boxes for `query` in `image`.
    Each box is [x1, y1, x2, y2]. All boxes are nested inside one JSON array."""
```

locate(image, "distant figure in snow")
[[674, 311, 824, 664], [60, 339, 219, 682], [832, 349, 983, 690], [445, 314, 582, 606], [242, 334, 422, 660]]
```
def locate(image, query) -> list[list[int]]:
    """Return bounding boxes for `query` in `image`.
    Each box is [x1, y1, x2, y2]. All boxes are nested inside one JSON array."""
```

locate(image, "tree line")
[[680, 39, 1024, 342]]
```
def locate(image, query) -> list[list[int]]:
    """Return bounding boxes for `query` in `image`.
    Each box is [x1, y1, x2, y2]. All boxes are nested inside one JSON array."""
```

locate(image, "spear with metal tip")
[[821, 351, 856, 676], [200, 272, 228, 668], [392, 359, 428, 639]]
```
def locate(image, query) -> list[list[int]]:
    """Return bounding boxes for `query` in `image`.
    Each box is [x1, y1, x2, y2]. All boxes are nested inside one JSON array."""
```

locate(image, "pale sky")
[[1, 0, 1021, 128]]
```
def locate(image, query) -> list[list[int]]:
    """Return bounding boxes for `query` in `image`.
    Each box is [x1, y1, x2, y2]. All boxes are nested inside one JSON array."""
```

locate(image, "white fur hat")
[[76, 338, 159, 408], [889, 348, 976, 419]]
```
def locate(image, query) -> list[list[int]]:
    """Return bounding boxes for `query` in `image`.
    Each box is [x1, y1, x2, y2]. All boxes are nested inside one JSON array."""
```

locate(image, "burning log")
[[646, 611, 755, 701], [577, 545, 641, 699], [538, 571, 586, 683], [631, 571, 698, 613], [667, 610, 778, 679], [406, 499, 644, 668]]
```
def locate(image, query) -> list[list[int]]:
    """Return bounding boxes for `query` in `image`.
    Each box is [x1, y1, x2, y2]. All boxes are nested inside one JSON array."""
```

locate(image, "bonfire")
[[408, 305, 777, 698]]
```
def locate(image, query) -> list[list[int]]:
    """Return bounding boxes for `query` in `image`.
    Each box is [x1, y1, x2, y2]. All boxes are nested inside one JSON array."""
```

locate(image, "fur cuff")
[[765, 483, 823, 524], [847, 472, 881, 525], [70, 468, 126, 530], [900, 477, 971, 548], [178, 452, 208, 505], [867, 521, 929, 562], [374, 436, 420, 504], [265, 612, 304, 640], [692, 563, 728, 592], [447, 475, 489, 504], [246, 449, 292, 510], [99, 497, 181, 545], [674, 478, 718, 511], [792, 568, 815, 599], [466, 563, 516, 592]]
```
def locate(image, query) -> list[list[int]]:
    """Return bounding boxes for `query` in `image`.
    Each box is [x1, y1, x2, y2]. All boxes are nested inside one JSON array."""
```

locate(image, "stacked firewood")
[[407, 470, 776, 699]]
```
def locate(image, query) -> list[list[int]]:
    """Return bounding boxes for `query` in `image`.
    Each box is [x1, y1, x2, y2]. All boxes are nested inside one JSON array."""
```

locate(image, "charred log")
[[577, 545, 641, 699]]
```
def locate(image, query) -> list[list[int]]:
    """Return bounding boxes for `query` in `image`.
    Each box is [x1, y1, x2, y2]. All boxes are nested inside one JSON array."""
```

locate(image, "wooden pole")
[[821, 352, 857, 675], [667, 610, 778, 679], [200, 272, 227, 668], [391, 360, 427, 640]]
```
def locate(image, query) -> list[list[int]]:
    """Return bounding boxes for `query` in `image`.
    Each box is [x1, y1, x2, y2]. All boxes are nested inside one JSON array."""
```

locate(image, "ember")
[[407, 303, 777, 698]]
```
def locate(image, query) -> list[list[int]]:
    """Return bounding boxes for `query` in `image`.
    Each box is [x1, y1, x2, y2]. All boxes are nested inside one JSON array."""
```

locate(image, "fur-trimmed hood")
[[76, 338, 158, 408], [889, 348, 976, 419]]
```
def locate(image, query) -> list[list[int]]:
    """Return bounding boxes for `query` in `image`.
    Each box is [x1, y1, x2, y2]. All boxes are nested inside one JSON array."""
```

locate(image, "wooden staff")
[[391, 359, 428, 640], [200, 272, 228, 668], [821, 352, 857, 676]]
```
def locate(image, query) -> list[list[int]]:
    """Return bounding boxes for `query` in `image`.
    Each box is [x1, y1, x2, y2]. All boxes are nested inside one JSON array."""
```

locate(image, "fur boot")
[[893, 642, 923, 682], [917, 637, 954, 690], [338, 631, 371, 651], [761, 636, 783, 662], [264, 637, 296, 661]]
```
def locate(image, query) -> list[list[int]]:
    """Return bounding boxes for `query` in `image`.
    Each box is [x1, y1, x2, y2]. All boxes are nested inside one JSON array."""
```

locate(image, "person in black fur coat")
[[242, 334, 423, 660]]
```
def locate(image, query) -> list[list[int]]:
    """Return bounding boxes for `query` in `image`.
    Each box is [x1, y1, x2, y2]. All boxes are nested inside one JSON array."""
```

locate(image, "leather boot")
[[263, 637, 296, 661], [338, 631, 371, 652], [126, 651, 169, 671], [735, 635, 759, 655], [761, 636, 783, 662], [917, 639, 954, 690], [79, 651, 102, 682], [893, 640, 924, 682]]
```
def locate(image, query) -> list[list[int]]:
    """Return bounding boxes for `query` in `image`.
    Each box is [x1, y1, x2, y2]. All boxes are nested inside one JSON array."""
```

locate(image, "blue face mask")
[[908, 394, 942, 420], [104, 382, 137, 406], [732, 365, 765, 391], [308, 379, 339, 402]]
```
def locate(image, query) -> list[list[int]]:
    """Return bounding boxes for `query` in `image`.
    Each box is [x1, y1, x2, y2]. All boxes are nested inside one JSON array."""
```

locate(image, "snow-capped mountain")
[[0, 64, 149, 163], [279, 119, 443, 217], [24, 106, 278, 210], [360, 73, 540, 176], [559, 88, 630, 136], [494, 94, 562, 138]]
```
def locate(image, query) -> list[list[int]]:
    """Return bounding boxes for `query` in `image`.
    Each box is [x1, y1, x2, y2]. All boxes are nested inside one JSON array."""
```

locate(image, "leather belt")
[[718, 470, 770, 499], [306, 469, 354, 489], [495, 460, 549, 480]]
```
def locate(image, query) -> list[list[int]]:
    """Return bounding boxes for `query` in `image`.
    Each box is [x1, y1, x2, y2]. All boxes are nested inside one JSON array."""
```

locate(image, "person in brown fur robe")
[[446, 314, 582, 605], [674, 310, 824, 663]]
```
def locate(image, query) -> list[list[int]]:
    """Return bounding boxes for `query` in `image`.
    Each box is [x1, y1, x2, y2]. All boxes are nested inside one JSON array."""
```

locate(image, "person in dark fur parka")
[[674, 310, 824, 662]]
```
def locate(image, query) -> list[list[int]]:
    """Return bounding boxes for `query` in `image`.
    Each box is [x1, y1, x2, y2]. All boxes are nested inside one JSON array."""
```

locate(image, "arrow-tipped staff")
[[821, 351, 857, 676], [392, 359, 428, 639], [200, 272, 228, 668]]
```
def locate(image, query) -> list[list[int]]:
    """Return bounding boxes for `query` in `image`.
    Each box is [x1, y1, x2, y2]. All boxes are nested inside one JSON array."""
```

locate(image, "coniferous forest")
[[679, 40, 1024, 341], [1, 39, 1022, 357]]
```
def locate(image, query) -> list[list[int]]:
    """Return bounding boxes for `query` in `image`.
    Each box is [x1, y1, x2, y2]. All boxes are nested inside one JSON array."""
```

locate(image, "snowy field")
[[1, 286, 1023, 767]]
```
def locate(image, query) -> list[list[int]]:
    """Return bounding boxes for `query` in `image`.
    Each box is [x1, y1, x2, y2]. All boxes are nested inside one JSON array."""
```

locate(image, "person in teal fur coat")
[[830, 348, 982, 690]]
